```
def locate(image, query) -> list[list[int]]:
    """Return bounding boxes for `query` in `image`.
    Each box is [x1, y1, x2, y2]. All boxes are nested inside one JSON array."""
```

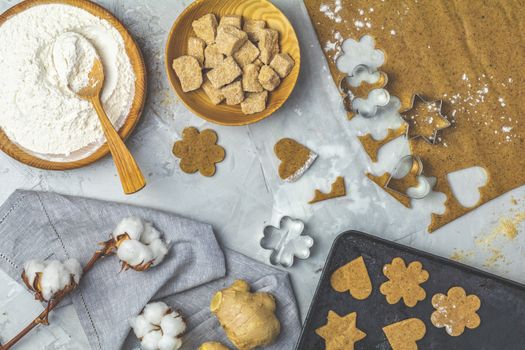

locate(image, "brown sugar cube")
[[258, 28, 279, 64], [192, 14, 218, 45], [204, 44, 225, 69], [253, 58, 263, 67], [221, 81, 244, 105], [215, 25, 248, 56], [188, 37, 206, 65], [241, 91, 268, 114], [242, 64, 264, 92], [243, 19, 266, 42], [202, 79, 225, 105], [258, 65, 281, 91], [172, 56, 203, 92], [219, 15, 242, 29], [270, 53, 295, 78], [233, 40, 260, 67], [207, 56, 242, 88]]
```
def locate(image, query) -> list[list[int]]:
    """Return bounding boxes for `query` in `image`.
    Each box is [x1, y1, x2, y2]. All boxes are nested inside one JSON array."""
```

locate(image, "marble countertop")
[[1, 0, 524, 349]]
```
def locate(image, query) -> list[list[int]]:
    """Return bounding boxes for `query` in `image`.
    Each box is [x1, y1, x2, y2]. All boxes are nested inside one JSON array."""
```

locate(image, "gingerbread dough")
[[305, 0, 525, 232], [379, 257, 429, 307], [274, 138, 317, 182], [173, 127, 225, 177], [315, 311, 366, 350], [330, 256, 372, 300], [309, 176, 346, 204], [383, 318, 426, 350], [431, 286, 481, 336]]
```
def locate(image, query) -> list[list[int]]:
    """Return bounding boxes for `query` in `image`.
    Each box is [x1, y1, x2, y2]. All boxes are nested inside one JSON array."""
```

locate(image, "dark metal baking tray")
[[296, 231, 525, 349]]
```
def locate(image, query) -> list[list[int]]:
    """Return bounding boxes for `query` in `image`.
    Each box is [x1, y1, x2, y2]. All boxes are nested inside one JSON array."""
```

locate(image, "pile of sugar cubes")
[[172, 13, 295, 115]]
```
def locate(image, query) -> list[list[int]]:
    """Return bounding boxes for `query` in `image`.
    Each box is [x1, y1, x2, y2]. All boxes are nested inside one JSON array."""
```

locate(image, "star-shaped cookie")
[[402, 94, 451, 143], [315, 311, 366, 350]]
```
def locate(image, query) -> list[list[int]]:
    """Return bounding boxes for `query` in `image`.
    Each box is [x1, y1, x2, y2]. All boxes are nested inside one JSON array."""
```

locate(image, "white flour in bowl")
[[0, 4, 136, 158]]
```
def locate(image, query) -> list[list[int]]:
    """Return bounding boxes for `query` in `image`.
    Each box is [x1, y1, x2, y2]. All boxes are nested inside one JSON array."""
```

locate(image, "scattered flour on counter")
[[320, 0, 342, 23], [0, 4, 135, 157]]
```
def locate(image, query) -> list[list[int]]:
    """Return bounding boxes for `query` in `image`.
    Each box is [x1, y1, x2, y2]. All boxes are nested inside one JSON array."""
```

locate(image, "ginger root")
[[198, 342, 230, 350], [210, 280, 281, 350]]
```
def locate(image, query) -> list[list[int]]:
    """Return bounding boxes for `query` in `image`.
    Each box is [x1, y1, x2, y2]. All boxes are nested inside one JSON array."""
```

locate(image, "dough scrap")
[[309, 176, 346, 204], [330, 256, 372, 300], [358, 124, 408, 163], [172, 127, 225, 177], [315, 311, 366, 350], [431, 286, 481, 336], [383, 318, 426, 350], [379, 257, 429, 307]]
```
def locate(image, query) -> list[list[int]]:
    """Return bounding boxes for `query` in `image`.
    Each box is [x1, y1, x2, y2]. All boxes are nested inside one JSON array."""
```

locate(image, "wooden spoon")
[[76, 58, 146, 194]]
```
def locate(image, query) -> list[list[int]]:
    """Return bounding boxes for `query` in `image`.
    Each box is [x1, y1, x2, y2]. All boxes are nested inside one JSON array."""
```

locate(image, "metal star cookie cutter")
[[260, 216, 314, 268], [338, 64, 390, 119], [386, 155, 433, 199], [403, 94, 451, 144]]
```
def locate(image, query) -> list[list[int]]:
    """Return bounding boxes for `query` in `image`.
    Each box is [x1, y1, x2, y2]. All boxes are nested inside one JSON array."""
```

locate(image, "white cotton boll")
[[130, 315, 155, 339], [39, 260, 65, 300], [117, 240, 154, 267], [149, 238, 169, 266], [141, 222, 161, 244], [63, 258, 82, 284], [141, 330, 162, 350], [23, 260, 46, 285], [158, 335, 182, 350], [160, 312, 186, 337], [143, 302, 169, 325], [113, 216, 144, 241]]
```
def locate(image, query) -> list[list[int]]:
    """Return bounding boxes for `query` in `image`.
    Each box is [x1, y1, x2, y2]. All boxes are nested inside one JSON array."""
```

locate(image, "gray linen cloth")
[[0, 190, 301, 350]]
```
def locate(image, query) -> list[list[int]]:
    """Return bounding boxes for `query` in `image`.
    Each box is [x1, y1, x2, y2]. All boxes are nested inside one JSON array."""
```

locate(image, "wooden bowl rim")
[[164, 0, 301, 126], [0, 0, 147, 170]]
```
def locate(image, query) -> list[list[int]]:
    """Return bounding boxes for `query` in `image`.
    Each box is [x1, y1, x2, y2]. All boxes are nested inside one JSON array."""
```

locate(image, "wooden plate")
[[165, 0, 300, 126], [0, 0, 146, 170]]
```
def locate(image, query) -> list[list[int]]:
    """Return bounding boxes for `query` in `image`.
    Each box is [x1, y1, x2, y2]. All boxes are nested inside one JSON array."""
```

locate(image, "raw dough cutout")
[[358, 124, 408, 163], [260, 216, 314, 268], [403, 95, 451, 144], [380, 257, 429, 307], [309, 176, 346, 204], [330, 256, 372, 300], [447, 166, 488, 208], [431, 286, 481, 336], [172, 127, 225, 177], [383, 318, 426, 350], [274, 138, 317, 182], [315, 311, 366, 350]]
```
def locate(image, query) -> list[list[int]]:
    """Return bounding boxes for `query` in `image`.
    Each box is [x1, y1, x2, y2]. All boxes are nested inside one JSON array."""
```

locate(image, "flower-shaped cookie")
[[172, 127, 225, 177], [379, 257, 429, 307], [431, 286, 481, 336]]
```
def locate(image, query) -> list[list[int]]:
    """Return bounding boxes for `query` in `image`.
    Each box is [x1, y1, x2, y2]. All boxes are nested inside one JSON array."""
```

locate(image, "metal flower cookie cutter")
[[260, 216, 314, 268], [338, 64, 390, 119]]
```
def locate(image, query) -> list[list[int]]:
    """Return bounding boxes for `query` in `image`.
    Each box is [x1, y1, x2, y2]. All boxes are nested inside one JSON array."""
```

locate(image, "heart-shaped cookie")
[[330, 256, 372, 300], [274, 138, 317, 182], [383, 318, 426, 350]]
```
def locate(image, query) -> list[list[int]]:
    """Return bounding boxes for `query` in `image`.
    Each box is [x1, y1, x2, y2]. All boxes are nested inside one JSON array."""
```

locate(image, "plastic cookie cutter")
[[260, 216, 314, 268], [338, 64, 390, 119], [402, 94, 451, 144], [386, 155, 433, 199]]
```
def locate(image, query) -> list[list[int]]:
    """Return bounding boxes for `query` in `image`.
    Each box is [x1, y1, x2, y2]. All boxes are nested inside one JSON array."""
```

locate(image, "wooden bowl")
[[165, 0, 300, 126], [0, 0, 146, 170]]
